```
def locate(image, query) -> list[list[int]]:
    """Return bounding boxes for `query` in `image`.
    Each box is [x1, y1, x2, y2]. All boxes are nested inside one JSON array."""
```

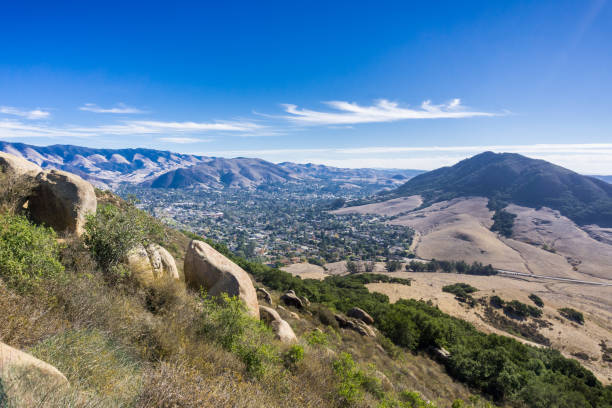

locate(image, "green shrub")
[[83, 203, 161, 274], [312, 304, 340, 329], [0, 212, 64, 291], [306, 329, 328, 346], [442, 283, 478, 300], [503, 300, 542, 319], [529, 294, 544, 308], [490, 295, 504, 308], [558, 307, 584, 325], [198, 293, 279, 378], [283, 344, 304, 369], [385, 259, 402, 272], [332, 352, 365, 405]]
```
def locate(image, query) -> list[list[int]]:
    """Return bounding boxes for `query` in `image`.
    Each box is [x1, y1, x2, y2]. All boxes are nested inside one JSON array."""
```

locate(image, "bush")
[[83, 203, 161, 274], [0, 212, 64, 291], [503, 300, 542, 319], [283, 344, 304, 369], [198, 293, 279, 378], [528, 294, 544, 308], [442, 283, 478, 300], [385, 259, 402, 272], [490, 295, 504, 309], [313, 304, 340, 329], [559, 307, 584, 325], [306, 329, 328, 346], [332, 352, 365, 405]]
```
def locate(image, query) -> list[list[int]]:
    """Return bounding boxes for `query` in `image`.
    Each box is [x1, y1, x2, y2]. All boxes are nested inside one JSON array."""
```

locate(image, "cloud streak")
[[0, 106, 50, 120], [282, 99, 498, 125], [79, 103, 146, 114], [158, 137, 211, 144], [0, 119, 264, 139]]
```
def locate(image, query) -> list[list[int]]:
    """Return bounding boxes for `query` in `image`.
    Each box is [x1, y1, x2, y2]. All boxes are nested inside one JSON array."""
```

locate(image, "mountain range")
[[0, 141, 421, 190], [390, 151, 612, 226]]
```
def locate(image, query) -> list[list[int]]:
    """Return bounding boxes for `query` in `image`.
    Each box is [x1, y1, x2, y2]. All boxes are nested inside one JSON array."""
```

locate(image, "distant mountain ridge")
[[0, 141, 422, 190], [0, 141, 205, 189], [391, 151, 612, 226]]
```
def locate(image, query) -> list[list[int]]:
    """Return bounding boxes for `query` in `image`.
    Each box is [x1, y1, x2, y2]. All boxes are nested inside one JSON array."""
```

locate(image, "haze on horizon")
[[1, 1, 611, 173]]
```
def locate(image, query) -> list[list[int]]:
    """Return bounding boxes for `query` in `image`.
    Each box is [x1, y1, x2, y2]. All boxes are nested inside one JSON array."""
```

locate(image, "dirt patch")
[[280, 263, 328, 280], [507, 204, 612, 281], [332, 195, 422, 216]]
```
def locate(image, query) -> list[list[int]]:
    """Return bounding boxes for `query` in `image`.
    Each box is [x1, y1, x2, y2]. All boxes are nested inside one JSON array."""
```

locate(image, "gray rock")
[[347, 307, 374, 325], [259, 306, 297, 343], [29, 169, 97, 236], [184, 240, 259, 319], [281, 290, 304, 309], [256, 287, 272, 304]]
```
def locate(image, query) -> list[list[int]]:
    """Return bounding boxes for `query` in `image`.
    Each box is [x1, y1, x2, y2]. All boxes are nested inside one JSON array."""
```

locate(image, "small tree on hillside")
[[83, 203, 161, 275]]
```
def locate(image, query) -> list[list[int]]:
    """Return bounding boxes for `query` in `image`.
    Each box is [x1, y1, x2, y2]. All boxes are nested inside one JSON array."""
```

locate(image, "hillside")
[[2, 152, 611, 407], [147, 159, 421, 189], [392, 151, 612, 226]]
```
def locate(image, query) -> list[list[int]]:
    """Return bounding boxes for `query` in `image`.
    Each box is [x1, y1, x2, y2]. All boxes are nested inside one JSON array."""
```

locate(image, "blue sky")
[[1, 1, 611, 172]]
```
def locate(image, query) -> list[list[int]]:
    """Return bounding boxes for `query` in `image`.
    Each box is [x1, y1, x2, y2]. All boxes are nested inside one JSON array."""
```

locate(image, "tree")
[[83, 203, 161, 274]]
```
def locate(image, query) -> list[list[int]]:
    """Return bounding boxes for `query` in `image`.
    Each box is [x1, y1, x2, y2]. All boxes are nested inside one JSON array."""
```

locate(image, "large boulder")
[[259, 306, 297, 343], [125, 243, 179, 283], [0, 152, 42, 178], [28, 169, 97, 236], [256, 287, 272, 304], [184, 240, 259, 319], [347, 307, 374, 325], [280, 290, 304, 309], [0, 152, 42, 211], [147, 243, 179, 280], [0, 341, 69, 389]]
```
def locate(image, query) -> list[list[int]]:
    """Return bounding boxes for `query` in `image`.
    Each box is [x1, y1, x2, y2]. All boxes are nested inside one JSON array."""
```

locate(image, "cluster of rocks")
[[335, 307, 377, 337]]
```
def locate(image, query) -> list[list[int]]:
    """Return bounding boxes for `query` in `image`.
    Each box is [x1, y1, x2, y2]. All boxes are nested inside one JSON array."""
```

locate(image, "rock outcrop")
[[280, 290, 304, 309], [184, 240, 259, 319], [28, 170, 97, 236], [0, 152, 42, 178], [256, 287, 272, 304], [259, 306, 297, 343], [335, 313, 376, 337], [0, 341, 69, 387], [347, 307, 374, 325], [0, 153, 98, 236], [125, 243, 179, 283]]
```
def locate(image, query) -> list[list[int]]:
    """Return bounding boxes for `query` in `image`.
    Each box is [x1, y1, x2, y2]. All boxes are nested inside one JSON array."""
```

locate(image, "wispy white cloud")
[[0, 106, 50, 120], [79, 103, 146, 114], [0, 119, 265, 139], [158, 137, 211, 144], [282, 99, 499, 125]]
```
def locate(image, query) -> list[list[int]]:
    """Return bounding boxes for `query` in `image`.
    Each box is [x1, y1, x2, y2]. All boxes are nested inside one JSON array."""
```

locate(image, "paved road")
[[496, 269, 612, 287]]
